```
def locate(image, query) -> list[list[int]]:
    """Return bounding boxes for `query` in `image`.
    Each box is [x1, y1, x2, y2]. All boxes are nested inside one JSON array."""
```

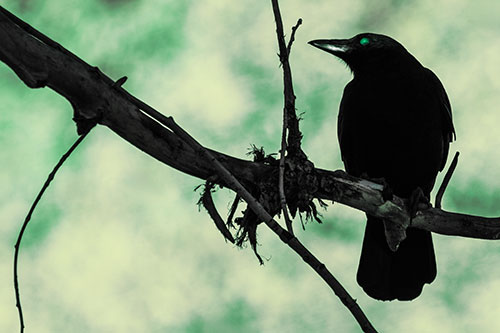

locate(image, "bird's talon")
[[360, 173, 394, 201], [408, 187, 430, 218]]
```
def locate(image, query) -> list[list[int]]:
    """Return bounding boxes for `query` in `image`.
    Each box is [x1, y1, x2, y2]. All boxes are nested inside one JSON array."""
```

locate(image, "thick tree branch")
[[315, 169, 500, 240], [1, 6, 499, 246], [0, 6, 268, 187]]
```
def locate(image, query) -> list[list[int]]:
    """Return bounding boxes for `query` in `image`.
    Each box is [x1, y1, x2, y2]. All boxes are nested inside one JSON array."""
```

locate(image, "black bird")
[[309, 33, 455, 301]]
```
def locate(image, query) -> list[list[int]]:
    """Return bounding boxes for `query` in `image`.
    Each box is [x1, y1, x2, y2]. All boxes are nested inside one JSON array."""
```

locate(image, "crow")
[[309, 33, 455, 301]]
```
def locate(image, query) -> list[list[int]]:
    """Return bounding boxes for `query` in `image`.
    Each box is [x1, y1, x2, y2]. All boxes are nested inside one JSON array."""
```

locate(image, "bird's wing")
[[337, 80, 359, 175], [423, 68, 456, 170], [337, 81, 352, 172]]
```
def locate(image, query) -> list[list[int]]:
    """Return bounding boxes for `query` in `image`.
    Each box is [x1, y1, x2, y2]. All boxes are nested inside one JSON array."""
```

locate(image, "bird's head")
[[309, 33, 418, 75]]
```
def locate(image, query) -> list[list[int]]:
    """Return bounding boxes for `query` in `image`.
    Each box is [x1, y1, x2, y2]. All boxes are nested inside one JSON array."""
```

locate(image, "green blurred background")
[[1, 0, 500, 332]]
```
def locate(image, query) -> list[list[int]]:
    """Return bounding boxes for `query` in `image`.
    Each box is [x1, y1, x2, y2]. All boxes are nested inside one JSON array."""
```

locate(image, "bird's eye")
[[359, 37, 370, 46]]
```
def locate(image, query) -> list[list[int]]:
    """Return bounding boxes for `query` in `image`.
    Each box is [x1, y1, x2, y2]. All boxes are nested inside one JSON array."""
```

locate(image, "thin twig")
[[271, 2, 303, 156], [278, 17, 303, 235], [286, 18, 303, 55], [165, 116, 377, 333], [435, 151, 459, 209], [279, 113, 294, 235], [201, 182, 235, 243], [277, 17, 303, 235], [14, 130, 91, 333], [227, 194, 240, 229]]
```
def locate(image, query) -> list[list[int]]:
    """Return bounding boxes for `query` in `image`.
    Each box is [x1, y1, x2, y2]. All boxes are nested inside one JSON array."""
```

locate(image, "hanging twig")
[[200, 182, 235, 243], [13, 130, 91, 333], [227, 194, 241, 229]]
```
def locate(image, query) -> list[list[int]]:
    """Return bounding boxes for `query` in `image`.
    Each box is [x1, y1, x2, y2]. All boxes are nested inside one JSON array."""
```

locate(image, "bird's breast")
[[338, 75, 445, 196]]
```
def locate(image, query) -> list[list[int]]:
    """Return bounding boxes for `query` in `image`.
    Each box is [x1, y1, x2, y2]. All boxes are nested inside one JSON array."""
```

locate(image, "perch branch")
[[1, 6, 499, 243]]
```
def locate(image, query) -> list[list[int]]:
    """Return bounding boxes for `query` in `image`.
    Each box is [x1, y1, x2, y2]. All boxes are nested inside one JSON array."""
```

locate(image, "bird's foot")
[[360, 173, 394, 201], [407, 187, 431, 218]]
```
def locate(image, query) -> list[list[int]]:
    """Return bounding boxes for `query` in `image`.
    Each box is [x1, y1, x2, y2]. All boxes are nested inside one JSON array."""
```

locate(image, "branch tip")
[[286, 18, 303, 55], [435, 151, 460, 209]]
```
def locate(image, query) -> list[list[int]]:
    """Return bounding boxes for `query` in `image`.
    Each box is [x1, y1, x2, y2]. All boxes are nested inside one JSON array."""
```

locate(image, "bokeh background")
[[1, 0, 500, 332]]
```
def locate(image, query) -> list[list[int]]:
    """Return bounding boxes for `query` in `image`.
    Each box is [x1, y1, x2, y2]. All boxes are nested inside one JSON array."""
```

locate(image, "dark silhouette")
[[309, 33, 455, 301]]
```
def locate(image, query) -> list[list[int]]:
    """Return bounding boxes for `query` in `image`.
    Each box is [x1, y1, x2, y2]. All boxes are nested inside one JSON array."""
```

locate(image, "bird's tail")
[[356, 215, 436, 301]]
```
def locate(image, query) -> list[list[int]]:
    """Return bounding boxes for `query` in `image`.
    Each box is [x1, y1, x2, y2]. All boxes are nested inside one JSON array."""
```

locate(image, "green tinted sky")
[[1, 0, 500, 332]]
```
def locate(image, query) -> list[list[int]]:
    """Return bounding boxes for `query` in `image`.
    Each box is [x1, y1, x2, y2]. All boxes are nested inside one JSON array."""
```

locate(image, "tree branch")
[[1, 3, 498, 248], [279, 105, 294, 234], [271, 2, 303, 157], [273, 11, 303, 236], [287, 18, 303, 55], [0, 4, 498, 245], [315, 169, 500, 240], [200, 182, 236, 243], [277, 18, 303, 235], [13, 130, 92, 333]]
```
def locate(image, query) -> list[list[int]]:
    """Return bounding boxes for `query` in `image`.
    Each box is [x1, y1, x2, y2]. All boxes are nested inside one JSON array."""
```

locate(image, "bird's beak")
[[308, 39, 351, 57]]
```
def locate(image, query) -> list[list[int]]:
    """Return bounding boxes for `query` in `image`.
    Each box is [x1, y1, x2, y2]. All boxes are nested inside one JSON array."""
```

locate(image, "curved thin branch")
[[13, 130, 91, 333], [200, 182, 236, 243]]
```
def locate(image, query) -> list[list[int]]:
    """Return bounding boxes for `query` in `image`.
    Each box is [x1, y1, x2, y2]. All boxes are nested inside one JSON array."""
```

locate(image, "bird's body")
[[309, 33, 455, 301]]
